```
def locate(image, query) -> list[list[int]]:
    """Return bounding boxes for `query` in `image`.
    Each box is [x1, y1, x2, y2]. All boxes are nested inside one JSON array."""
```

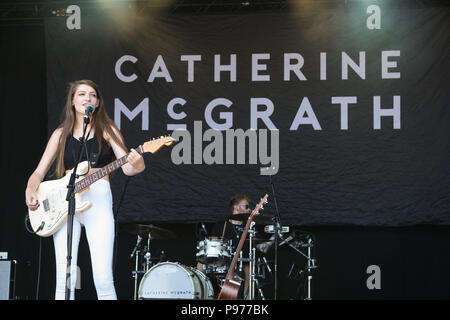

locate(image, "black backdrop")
[[1, 0, 450, 301], [44, 1, 450, 226]]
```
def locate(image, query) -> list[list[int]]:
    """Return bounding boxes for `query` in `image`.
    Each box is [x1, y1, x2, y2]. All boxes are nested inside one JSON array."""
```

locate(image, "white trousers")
[[53, 179, 117, 300]]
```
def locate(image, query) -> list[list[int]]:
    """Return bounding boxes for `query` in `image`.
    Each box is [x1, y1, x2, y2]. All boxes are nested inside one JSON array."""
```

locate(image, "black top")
[[63, 133, 114, 170]]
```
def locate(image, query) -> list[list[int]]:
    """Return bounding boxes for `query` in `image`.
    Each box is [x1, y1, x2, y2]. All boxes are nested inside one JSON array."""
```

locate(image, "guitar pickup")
[[43, 199, 50, 212]]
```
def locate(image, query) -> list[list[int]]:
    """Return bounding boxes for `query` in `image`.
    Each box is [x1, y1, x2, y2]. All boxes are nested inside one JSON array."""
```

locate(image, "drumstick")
[[221, 222, 227, 239]]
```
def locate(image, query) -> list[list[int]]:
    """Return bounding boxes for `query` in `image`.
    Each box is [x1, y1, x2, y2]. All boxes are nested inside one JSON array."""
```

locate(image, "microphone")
[[84, 103, 95, 122]]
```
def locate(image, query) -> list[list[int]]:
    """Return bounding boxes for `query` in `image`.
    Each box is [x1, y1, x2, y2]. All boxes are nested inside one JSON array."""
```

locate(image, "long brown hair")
[[54, 79, 127, 178]]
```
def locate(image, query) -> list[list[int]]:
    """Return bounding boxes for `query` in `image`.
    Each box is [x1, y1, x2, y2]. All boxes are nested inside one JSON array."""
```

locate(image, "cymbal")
[[122, 224, 176, 240], [228, 213, 274, 223]]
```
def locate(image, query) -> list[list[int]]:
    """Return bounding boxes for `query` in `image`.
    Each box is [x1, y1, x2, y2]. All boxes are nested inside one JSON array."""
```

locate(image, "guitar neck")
[[224, 195, 268, 282], [74, 145, 143, 193], [225, 218, 253, 281]]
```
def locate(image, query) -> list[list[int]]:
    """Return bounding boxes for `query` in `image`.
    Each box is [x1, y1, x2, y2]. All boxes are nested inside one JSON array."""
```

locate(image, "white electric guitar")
[[28, 136, 176, 237]]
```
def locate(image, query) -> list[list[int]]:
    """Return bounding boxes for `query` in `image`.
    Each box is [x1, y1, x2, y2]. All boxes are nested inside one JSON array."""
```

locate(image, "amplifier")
[[0, 260, 16, 300]]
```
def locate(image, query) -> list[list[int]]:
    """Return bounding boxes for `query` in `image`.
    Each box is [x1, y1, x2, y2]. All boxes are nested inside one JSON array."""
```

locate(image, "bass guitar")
[[28, 136, 175, 237], [218, 194, 269, 300]]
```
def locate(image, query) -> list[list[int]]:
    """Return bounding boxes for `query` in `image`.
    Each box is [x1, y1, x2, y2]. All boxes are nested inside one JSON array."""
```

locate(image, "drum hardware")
[[238, 251, 243, 273], [124, 224, 176, 300], [204, 264, 228, 275], [255, 257, 264, 280], [264, 224, 289, 234], [218, 194, 269, 300], [224, 209, 279, 300], [242, 223, 272, 301], [255, 237, 275, 254], [144, 246, 152, 272], [130, 235, 143, 300], [213, 220, 275, 300], [231, 221, 264, 300], [247, 222, 271, 300], [247, 257, 273, 300], [262, 256, 272, 275], [198, 233, 275, 301], [195, 200, 280, 300], [159, 250, 166, 262], [248, 222, 256, 300], [254, 278, 265, 300], [279, 231, 317, 300]]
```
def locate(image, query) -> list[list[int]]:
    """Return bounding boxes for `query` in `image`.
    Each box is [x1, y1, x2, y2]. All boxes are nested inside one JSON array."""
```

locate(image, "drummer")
[[197, 193, 253, 298]]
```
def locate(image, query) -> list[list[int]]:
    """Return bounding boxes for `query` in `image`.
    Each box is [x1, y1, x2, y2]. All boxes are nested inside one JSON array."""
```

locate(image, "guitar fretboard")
[[74, 145, 143, 193], [225, 218, 253, 281]]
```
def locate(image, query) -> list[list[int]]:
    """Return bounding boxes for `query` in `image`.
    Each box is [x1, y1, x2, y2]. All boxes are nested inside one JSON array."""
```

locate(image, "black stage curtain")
[[0, 24, 48, 299], [44, 2, 450, 226]]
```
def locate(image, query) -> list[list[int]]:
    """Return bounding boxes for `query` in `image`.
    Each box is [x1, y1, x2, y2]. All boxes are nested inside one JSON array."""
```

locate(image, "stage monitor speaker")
[[0, 260, 15, 300]]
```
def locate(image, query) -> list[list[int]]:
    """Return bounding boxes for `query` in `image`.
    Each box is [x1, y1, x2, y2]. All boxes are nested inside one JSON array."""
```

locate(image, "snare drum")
[[204, 264, 228, 275], [138, 262, 214, 299], [196, 237, 232, 265]]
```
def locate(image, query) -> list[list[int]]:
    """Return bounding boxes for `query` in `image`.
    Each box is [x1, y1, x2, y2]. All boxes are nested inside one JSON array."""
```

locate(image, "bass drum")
[[138, 262, 214, 300]]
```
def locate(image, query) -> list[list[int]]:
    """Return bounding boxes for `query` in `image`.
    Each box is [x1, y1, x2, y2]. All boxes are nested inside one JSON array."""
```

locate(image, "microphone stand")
[[269, 174, 281, 300], [64, 115, 90, 300]]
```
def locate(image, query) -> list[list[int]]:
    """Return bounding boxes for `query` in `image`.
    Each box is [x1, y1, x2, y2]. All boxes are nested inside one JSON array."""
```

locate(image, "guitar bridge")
[[228, 279, 241, 286]]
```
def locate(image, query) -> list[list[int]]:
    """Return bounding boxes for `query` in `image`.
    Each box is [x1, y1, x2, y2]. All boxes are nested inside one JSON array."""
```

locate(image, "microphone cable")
[[24, 211, 43, 300], [35, 237, 42, 300]]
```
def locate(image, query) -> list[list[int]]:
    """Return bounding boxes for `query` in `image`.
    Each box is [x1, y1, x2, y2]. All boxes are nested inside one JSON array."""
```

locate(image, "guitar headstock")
[[142, 136, 177, 154], [250, 194, 269, 219]]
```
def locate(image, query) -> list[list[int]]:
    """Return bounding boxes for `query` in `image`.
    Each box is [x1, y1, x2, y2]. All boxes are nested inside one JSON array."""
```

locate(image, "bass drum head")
[[138, 262, 213, 299], [191, 268, 215, 300]]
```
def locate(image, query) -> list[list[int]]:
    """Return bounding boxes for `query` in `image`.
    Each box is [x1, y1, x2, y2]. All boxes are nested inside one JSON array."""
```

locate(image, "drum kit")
[[123, 215, 317, 300]]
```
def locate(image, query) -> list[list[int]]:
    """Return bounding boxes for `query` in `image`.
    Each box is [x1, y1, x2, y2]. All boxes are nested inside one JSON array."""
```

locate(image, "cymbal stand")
[[130, 235, 144, 300], [144, 233, 152, 272], [280, 234, 317, 300], [248, 222, 256, 300], [254, 278, 265, 300], [132, 246, 141, 300], [268, 173, 281, 300], [306, 237, 316, 300], [255, 257, 268, 300]]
